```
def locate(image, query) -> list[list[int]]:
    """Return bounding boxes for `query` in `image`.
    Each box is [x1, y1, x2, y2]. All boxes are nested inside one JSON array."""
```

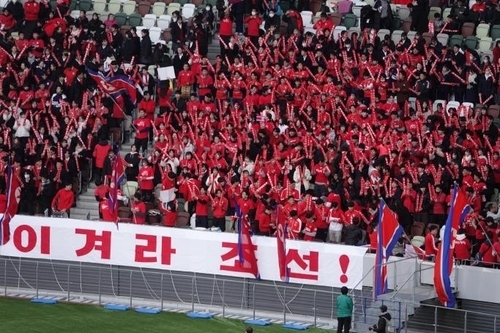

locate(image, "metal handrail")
[[389, 264, 434, 301]]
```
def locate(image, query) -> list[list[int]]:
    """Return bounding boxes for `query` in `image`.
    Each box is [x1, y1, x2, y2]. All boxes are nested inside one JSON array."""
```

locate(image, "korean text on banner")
[[0, 216, 368, 289]]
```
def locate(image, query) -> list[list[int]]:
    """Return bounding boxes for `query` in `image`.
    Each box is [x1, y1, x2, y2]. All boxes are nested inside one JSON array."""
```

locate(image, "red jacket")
[[424, 233, 438, 256], [259, 213, 272, 233], [219, 17, 233, 37], [212, 196, 228, 218], [52, 188, 75, 211], [100, 200, 115, 222], [93, 142, 111, 168], [24, 1, 40, 21], [138, 99, 156, 121], [0, 13, 15, 30], [159, 202, 177, 227], [132, 201, 147, 224], [244, 16, 262, 37], [138, 166, 154, 190], [134, 117, 151, 140], [195, 194, 210, 216], [454, 235, 471, 260]]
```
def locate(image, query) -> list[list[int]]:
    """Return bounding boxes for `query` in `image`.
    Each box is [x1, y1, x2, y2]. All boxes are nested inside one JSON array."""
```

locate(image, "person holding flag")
[[235, 203, 259, 279], [0, 164, 21, 245]]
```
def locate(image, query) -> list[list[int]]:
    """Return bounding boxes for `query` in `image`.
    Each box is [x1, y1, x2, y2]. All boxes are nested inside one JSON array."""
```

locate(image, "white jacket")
[[13, 117, 31, 138], [293, 166, 312, 191]]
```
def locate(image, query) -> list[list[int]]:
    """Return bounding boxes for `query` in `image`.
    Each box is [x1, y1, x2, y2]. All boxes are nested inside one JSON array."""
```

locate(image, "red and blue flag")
[[276, 205, 290, 282], [235, 204, 260, 279], [87, 68, 137, 105], [433, 184, 471, 308], [107, 151, 126, 226], [0, 165, 21, 245], [374, 199, 404, 297]]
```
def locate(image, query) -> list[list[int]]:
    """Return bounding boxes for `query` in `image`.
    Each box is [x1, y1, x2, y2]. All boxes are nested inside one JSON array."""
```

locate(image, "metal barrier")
[[1, 256, 498, 333]]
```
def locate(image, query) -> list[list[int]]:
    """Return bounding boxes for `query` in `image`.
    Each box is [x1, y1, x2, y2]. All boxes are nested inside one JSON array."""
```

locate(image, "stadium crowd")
[[0, 0, 499, 265]]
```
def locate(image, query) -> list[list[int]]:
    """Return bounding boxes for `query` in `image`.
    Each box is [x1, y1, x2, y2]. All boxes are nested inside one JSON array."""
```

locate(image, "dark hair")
[[341, 286, 348, 295]]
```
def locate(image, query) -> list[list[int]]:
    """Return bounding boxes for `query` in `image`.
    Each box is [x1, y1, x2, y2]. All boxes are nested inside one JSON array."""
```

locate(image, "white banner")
[[0, 216, 368, 289]]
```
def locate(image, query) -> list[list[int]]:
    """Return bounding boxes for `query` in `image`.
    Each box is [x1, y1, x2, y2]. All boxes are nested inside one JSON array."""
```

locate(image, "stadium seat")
[[391, 30, 403, 44], [442, 7, 452, 20], [70, 10, 80, 19], [122, 181, 139, 198], [181, 3, 196, 19], [128, 13, 142, 27], [461, 22, 475, 37], [422, 32, 433, 45], [135, 26, 146, 39], [398, 7, 410, 20], [122, 0, 136, 16], [78, 0, 91, 11], [137, 1, 151, 16], [333, 26, 347, 41], [446, 101, 460, 113], [449, 34, 463, 47], [166, 3, 181, 15], [407, 30, 417, 41], [162, 29, 172, 43], [177, 0, 188, 5], [331, 13, 343, 26], [312, 12, 321, 24], [377, 28, 390, 41], [100, 12, 111, 22], [176, 212, 190, 228], [300, 11, 313, 28], [149, 27, 162, 44], [86, 11, 94, 21], [478, 37, 492, 52], [114, 12, 128, 26], [348, 27, 360, 39], [337, 0, 353, 14], [488, 105, 500, 118], [476, 23, 490, 38], [107, 0, 122, 14], [463, 36, 478, 49], [352, 5, 363, 18], [157, 14, 171, 30], [152, 2, 166, 17], [436, 33, 449, 46], [428, 6, 441, 20], [142, 14, 157, 28], [341, 13, 357, 29], [93, 0, 106, 13], [401, 18, 411, 33], [491, 25, 500, 40]]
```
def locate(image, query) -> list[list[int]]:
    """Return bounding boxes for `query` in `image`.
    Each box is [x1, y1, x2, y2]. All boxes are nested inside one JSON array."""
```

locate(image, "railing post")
[[313, 291, 317, 328], [405, 304, 408, 333], [394, 260, 398, 291], [67, 265, 70, 302], [464, 311, 467, 333], [129, 271, 133, 308], [4, 259, 7, 296], [98, 267, 102, 305], [222, 280, 225, 318], [191, 277, 195, 313], [494, 316, 497, 333], [363, 296, 367, 324], [35, 261, 39, 298], [160, 273, 164, 311], [398, 300, 402, 332], [252, 283, 256, 320], [434, 306, 438, 333], [283, 287, 287, 324]]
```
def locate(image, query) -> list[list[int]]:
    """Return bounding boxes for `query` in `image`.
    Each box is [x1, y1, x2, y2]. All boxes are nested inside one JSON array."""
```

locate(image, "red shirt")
[[212, 196, 228, 218], [24, 1, 40, 21], [219, 17, 233, 37], [138, 166, 154, 190], [51, 188, 75, 211], [195, 194, 210, 216], [259, 213, 272, 233], [138, 99, 156, 121], [454, 236, 471, 260], [303, 221, 317, 241], [100, 200, 115, 222], [244, 16, 262, 37], [134, 117, 151, 140], [132, 201, 147, 224], [424, 233, 438, 256]]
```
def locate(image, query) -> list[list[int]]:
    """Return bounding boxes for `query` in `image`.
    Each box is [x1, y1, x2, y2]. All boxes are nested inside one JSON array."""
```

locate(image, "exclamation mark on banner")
[[339, 255, 350, 283]]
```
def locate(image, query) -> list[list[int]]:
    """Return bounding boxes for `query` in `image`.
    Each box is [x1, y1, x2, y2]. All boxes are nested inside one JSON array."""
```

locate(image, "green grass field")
[[0, 298, 327, 333]]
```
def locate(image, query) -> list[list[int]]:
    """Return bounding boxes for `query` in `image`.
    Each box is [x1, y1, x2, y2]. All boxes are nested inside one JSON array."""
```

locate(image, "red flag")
[[1, 165, 21, 245], [107, 153, 125, 226], [276, 205, 289, 282]]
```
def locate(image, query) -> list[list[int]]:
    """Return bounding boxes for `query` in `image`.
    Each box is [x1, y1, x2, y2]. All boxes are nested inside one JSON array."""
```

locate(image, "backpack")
[[383, 317, 394, 333]]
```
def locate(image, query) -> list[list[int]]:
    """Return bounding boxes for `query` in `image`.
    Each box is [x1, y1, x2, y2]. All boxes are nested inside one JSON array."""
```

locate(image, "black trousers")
[[134, 138, 148, 154], [337, 316, 351, 333], [213, 217, 226, 231]]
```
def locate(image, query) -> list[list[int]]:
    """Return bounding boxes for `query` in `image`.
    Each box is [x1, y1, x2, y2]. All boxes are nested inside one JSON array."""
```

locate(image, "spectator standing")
[[425, 225, 439, 260], [244, 9, 262, 47], [336, 286, 353, 333], [131, 192, 147, 225], [212, 189, 229, 231]]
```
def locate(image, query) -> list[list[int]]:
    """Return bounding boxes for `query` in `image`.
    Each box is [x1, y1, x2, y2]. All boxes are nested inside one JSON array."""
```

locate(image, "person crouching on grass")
[[51, 182, 75, 218]]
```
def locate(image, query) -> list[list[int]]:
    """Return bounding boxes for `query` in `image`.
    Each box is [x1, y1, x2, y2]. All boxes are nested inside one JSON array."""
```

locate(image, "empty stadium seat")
[[449, 34, 463, 47], [142, 13, 157, 28], [149, 27, 162, 44], [398, 7, 410, 20], [401, 18, 411, 33], [300, 11, 313, 28], [114, 12, 128, 26], [122, 0, 136, 16], [331, 13, 343, 26], [70, 10, 80, 19], [107, 0, 122, 14], [78, 0, 91, 11], [442, 7, 452, 20], [337, 0, 353, 14], [491, 25, 500, 40], [436, 33, 449, 46], [478, 37, 492, 52], [152, 2, 166, 17], [93, 0, 106, 13], [476, 23, 490, 38], [157, 14, 171, 30], [422, 32, 433, 45], [461, 22, 475, 37], [128, 13, 142, 27], [181, 3, 196, 19], [166, 3, 181, 15], [407, 30, 417, 40], [463, 36, 478, 49], [137, 1, 151, 16], [342, 13, 357, 29], [99, 12, 111, 22], [392, 30, 403, 44]]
